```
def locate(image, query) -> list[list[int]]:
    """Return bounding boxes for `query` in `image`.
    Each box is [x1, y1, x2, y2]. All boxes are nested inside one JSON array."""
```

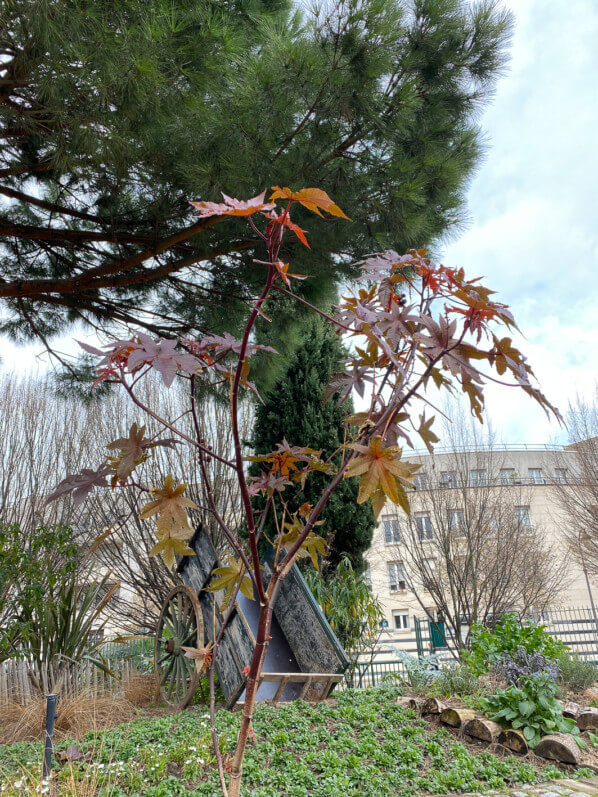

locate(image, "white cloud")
[[441, 0, 598, 443]]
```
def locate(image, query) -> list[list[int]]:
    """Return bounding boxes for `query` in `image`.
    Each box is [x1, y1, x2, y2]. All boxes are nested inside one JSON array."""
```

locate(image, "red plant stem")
[[228, 600, 275, 796], [230, 264, 276, 604], [188, 376, 257, 587]]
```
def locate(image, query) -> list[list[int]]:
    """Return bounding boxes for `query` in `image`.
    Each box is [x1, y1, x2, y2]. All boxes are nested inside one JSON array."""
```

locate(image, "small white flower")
[[14, 782, 23, 789]]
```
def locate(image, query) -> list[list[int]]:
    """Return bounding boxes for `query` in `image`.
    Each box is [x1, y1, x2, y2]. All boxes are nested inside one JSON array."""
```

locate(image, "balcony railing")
[[408, 442, 568, 455], [412, 475, 577, 491]]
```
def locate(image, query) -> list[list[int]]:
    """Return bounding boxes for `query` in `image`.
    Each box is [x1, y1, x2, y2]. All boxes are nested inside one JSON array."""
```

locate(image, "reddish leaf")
[[126, 333, 202, 387], [190, 332, 276, 357], [182, 641, 213, 674], [269, 186, 349, 219], [189, 191, 275, 218], [59, 745, 88, 762], [266, 211, 310, 247], [46, 466, 111, 506], [273, 259, 307, 288]]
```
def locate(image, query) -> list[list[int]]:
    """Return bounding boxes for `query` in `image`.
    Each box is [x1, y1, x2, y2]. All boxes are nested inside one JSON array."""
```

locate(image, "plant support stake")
[[43, 693, 58, 779]]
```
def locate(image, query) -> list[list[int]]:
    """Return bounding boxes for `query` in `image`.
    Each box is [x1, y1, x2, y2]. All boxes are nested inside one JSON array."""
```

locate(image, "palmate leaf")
[[126, 333, 203, 388], [269, 186, 349, 219], [276, 518, 327, 570], [149, 536, 195, 570], [273, 259, 307, 288], [106, 422, 150, 481], [266, 211, 310, 248], [45, 465, 111, 506], [140, 474, 197, 568], [139, 473, 197, 532], [106, 422, 178, 484], [247, 440, 331, 487], [205, 558, 254, 613], [189, 191, 275, 218], [417, 413, 439, 454], [182, 641, 213, 674], [344, 436, 419, 518]]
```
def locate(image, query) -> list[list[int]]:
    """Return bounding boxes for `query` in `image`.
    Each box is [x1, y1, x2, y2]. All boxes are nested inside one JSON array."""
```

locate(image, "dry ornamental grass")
[[122, 672, 160, 707], [0, 692, 136, 744]]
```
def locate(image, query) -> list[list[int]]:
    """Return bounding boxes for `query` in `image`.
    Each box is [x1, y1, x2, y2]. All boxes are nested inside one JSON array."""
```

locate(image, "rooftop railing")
[[408, 442, 569, 456]]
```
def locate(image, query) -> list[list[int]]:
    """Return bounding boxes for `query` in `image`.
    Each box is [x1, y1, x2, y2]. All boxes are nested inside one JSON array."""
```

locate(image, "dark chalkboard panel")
[[177, 528, 348, 707], [264, 551, 350, 692]]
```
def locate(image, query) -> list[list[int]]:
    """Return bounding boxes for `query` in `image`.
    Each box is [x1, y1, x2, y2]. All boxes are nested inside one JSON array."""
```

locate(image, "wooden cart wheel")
[[154, 584, 204, 709]]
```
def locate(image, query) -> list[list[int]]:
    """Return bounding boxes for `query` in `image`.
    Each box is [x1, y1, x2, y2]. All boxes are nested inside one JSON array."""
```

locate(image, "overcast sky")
[[441, 0, 598, 444], [1, 0, 596, 446]]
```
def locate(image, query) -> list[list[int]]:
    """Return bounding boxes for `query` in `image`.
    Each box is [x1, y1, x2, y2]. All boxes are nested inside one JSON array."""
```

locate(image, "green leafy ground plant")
[[466, 613, 568, 676], [480, 673, 579, 749], [2, 686, 590, 796]]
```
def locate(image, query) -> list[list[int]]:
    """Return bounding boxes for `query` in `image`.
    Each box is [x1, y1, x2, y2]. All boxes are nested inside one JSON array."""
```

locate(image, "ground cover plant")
[[2, 685, 592, 796], [45, 185, 560, 796], [480, 672, 580, 749], [466, 613, 568, 676], [558, 653, 598, 694]]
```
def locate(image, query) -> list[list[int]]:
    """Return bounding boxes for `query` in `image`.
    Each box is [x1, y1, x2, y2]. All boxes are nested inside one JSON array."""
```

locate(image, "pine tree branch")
[[0, 218, 152, 245], [0, 185, 100, 222], [0, 227, 254, 300]]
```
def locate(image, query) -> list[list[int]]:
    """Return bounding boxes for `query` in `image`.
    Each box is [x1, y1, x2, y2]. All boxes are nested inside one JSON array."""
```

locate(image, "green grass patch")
[[0, 685, 589, 795]]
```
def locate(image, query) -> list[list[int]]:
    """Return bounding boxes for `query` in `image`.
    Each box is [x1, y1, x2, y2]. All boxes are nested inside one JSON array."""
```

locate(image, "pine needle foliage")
[[0, 0, 513, 356]]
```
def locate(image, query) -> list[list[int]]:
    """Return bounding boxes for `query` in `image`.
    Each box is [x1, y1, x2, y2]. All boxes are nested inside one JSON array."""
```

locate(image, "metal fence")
[[543, 607, 598, 661], [344, 659, 408, 689], [344, 606, 598, 689]]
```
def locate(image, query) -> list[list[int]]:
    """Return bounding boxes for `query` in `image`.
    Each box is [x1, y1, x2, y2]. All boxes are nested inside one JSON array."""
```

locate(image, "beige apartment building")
[[364, 443, 597, 657]]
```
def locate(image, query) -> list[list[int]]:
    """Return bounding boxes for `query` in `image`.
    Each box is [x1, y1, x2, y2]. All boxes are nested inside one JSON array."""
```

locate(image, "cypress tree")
[[251, 315, 375, 572]]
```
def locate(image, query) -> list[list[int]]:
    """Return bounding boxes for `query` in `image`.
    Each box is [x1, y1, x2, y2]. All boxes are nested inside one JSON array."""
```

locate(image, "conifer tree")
[[251, 315, 375, 571], [0, 0, 513, 357]]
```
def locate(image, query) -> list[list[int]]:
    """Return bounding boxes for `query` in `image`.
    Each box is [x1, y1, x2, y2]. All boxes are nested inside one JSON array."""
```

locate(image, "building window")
[[470, 469, 487, 487], [500, 468, 516, 485], [515, 506, 532, 527], [422, 558, 436, 590], [440, 470, 457, 488], [363, 566, 372, 592], [528, 468, 544, 484], [393, 611, 410, 631], [554, 468, 568, 484], [485, 517, 500, 535], [388, 561, 406, 592], [414, 472, 428, 490], [382, 517, 400, 544], [448, 509, 465, 534], [414, 512, 434, 541]]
